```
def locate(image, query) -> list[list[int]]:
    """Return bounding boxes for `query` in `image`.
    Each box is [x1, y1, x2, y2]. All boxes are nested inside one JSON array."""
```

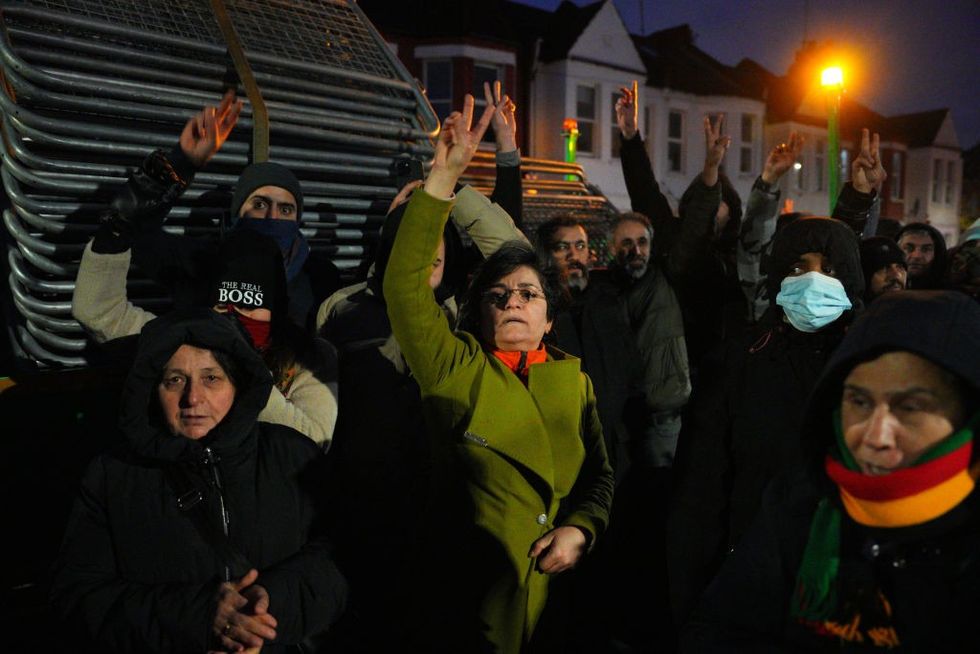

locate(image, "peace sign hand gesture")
[[702, 114, 732, 186], [852, 127, 887, 194], [179, 89, 244, 168], [425, 94, 495, 199], [484, 81, 518, 153]]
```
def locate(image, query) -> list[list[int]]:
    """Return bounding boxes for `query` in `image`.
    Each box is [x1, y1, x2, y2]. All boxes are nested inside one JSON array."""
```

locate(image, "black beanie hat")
[[229, 162, 304, 223], [208, 229, 288, 316], [859, 236, 907, 283]]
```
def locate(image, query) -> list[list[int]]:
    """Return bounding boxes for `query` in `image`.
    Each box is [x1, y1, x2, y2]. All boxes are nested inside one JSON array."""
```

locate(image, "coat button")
[[536, 513, 547, 525]]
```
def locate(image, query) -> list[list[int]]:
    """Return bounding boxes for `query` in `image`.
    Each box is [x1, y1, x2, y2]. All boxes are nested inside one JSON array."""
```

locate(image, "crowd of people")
[[47, 78, 980, 654]]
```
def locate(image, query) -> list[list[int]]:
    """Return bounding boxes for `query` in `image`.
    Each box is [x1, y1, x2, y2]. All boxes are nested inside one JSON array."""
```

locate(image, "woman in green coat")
[[382, 95, 614, 653]]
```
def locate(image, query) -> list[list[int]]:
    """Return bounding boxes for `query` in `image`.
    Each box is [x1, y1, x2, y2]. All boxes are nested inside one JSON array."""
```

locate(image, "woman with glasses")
[[383, 95, 614, 653]]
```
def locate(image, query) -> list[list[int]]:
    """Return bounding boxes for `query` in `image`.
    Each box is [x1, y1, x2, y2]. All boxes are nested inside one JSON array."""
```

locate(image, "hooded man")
[[860, 236, 908, 303], [684, 291, 980, 651], [667, 215, 864, 629], [895, 222, 949, 290]]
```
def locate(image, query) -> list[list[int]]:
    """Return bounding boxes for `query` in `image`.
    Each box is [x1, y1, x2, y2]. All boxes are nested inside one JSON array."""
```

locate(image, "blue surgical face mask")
[[234, 218, 310, 281], [776, 271, 852, 333]]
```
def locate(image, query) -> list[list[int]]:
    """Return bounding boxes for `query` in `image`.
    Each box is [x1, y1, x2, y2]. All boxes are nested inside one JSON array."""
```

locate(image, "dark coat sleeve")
[[665, 176, 723, 286], [666, 339, 740, 628], [490, 163, 524, 232], [259, 450, 349, 644], [680, 474, 814, 653], [831, 182, 876, 236], [619, 133, 679, 253], [49, 459, 217, 652]]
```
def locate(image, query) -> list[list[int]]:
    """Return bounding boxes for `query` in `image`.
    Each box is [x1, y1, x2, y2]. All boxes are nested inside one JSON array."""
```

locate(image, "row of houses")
[[359, 0, 967, 243]]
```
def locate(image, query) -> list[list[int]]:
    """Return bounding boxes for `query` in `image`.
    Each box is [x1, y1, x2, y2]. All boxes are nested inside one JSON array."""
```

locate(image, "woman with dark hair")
[[682, 290, 980, 651], [383, 95, 614, 653], [49, 309, 347, 652]]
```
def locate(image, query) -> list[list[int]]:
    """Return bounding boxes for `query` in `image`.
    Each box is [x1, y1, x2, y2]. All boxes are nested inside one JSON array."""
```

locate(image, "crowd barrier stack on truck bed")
[[0, 0, 618, 373]]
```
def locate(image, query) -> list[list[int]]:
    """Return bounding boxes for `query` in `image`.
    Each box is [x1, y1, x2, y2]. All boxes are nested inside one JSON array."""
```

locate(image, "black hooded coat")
[[682, 291, 980, 652], [667, 216, 865, 629], [49, 310, 347, 653]]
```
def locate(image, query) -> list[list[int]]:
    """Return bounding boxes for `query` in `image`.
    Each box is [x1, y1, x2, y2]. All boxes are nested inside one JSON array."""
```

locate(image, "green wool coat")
[[383, 189, 615, 653]]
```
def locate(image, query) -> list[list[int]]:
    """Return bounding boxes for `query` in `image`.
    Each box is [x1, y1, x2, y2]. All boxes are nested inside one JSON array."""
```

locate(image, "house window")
[[667, 110, 684, 172], [815, 140, 826, 192], [794, 160, 805, 192], [945, 160, 955, 204], [932, 159, 943, 203], [473, 63, 502, 144], [739, 114, 754, 174], [423, 60, 452, 122], [890, 152, 903, 200], [575, 84, 596, 155], [611, 93, 623, 158]]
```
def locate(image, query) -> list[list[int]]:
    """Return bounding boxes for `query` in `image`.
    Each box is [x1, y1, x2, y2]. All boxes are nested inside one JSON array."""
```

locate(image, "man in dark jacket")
[[49, 309, 347, 653], [896, 221, 949, 290], [666, 212, 868, 631], [535, 216, 640, 483], [683, 291, 980, 652]]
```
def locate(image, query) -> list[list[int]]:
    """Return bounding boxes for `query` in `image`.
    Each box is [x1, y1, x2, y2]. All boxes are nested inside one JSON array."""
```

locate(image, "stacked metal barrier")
[[461, 151, 620, 263], [0, 0, 619, 370], [0, 0, 439, 368]]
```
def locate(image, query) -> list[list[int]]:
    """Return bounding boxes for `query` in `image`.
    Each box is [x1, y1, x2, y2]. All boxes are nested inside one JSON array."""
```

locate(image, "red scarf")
[[229, 308, 271, 351], [492, 346, 548, 382]]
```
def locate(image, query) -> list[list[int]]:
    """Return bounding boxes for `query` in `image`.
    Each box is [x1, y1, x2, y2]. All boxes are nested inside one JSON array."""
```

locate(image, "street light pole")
[[821, 66, 843, 214]]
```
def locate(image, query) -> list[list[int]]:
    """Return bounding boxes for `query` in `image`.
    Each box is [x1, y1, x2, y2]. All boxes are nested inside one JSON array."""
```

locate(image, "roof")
[[886, 109, 950, 148], [737, 51, 950, 148], [632, 25, 762, 99], [530, 0, 605, 63]]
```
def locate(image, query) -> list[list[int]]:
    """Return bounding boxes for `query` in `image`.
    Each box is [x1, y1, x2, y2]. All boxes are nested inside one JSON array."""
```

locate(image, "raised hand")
[[702, 114, 732, 186], [761, 131, 805, 185], [852, 127, 886, 194], [211, 569, 277, 653], [180, 89, 244, 168], [615, 80, 639, 139], [424, 94, 495, 199], [484, 80, 517, 153]]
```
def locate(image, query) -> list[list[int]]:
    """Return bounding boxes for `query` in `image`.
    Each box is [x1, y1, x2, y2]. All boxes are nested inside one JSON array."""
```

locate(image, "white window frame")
[[739, 114, 755, 174], [945, 160, 956, 205], [932, 159, 943, 203], [423, 59, 453, 122], [667, 109, 685, 173], [575, 84, 597, 156], [890, 151, 903, 200], [814, 140, 826, 192]]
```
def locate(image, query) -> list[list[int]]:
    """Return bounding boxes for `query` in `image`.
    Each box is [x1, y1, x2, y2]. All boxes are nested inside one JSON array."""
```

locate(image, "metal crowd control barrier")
[[0, 0, 619, 370]]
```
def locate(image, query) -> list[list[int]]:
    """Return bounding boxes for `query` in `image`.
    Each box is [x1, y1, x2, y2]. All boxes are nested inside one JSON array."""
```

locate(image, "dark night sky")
[[515, 0, 980, 149]]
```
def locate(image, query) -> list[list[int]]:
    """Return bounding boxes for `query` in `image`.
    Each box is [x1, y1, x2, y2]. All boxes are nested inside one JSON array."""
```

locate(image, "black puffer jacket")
[[50, 309, 347, 653], [667, 216, 864, 628], [684, 291, 980, 652]]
